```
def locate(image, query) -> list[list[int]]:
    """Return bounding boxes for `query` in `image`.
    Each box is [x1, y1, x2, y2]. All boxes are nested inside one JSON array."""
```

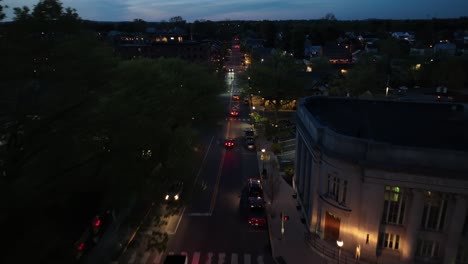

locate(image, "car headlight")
[[165, 195, 170, 200], [174, 194, 179, 200]]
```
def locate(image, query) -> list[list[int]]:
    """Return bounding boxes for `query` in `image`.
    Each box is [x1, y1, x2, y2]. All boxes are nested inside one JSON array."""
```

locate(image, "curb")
[[266, 207, 277, 261]]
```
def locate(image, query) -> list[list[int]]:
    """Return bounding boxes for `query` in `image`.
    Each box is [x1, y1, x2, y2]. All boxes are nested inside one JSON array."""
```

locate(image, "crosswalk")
[[225, 118, 252, 122], [126, 250, 270, 264]]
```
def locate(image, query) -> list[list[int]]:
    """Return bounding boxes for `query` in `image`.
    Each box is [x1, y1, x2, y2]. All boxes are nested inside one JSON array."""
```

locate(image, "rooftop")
[[304, 97, 468, 151]]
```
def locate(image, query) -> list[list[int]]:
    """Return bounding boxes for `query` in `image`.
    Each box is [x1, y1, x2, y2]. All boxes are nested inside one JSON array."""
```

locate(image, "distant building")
[[295, 97, 468, 264], [391, 32, 415, 43], [243, 37, 266, 49], [433, 42, 456, 56], [114, 31, 212, 62], [304, 45, 322, 59], [322, 44, 352, 64]]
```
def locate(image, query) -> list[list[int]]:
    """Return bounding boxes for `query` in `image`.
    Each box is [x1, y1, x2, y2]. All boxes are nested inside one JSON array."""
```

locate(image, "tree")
[[11, 0, 80, 33], [169, 16, 185, 23], [330, 55, 384, 96], [0, 0, 7, 21], [265, 157, 281, 205], [32, 0, 63, 21], [249, 50, 304, 122], [322, 13, 337, 21]]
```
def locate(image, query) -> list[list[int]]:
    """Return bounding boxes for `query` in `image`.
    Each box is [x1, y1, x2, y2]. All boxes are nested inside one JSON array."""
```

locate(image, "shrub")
[[271, 143, 281, 154]]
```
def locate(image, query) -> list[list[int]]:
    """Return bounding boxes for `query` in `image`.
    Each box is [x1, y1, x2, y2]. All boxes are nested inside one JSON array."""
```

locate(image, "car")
[[247, 178, 263, 198], [247, 202, 266, 227], [224, 138, 235, 148], [229, 68, 234, 72], [245, 137, 256, 150], [165, 181, 184, 202], [243, 98, 249, 105], [230, 110, 239, 117], [244, 129, 255, 138], [248, 196, 265, 209], [232, 95, 240, 100]]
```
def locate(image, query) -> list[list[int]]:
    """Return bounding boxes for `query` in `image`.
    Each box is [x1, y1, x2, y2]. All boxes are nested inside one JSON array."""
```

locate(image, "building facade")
[[295, 97, 468, 264]]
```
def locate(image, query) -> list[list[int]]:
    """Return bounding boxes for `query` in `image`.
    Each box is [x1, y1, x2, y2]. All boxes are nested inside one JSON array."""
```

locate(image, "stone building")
[[295, 96, 468, 264]]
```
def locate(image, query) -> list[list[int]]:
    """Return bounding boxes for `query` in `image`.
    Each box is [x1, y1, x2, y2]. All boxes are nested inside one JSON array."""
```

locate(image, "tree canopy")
[[0, 1, 224, 262]]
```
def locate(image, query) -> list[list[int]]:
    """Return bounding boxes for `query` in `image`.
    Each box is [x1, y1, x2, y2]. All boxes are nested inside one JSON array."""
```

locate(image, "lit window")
[[382, 186, 406, 225], [378, 232, 400, 250]]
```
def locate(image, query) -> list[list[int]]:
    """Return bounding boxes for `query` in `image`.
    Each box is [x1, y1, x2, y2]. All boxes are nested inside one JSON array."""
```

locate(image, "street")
[[162, 44, 275, 263]]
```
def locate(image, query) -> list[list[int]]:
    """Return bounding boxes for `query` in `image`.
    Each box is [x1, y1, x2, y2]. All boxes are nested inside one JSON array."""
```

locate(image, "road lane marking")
[[244, 253, 251, 264], [209, 122, 230, 215], [230, 253, 238, 264], [218, 253, 226, 264], [191, 252, 201, 264], [206, 252, 213, 264], [141, 251, 151, 264], [186, 212, 211, 216], [257, 255, 264, 264], [152, 251, 163, 264]]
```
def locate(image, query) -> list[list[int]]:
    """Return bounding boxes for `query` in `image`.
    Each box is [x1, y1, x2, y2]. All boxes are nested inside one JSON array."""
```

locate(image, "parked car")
[[247, 199, 266, 227], [247, 178, 263, 198], [245, 137, 256, 150]]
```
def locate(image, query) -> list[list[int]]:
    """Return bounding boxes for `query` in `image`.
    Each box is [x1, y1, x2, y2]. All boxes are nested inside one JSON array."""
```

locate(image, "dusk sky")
[[3, 0, 468, 22]]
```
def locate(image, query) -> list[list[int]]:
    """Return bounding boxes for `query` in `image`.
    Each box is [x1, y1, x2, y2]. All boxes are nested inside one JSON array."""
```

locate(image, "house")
[[364, 38, 379, 53], [322, 44, 352, 64], [116, 40, 212, 62], [410, 42, 432, 56], [304, 45, 322, 59], [433, 42, 456, 56], [391, 32, 415, 43]]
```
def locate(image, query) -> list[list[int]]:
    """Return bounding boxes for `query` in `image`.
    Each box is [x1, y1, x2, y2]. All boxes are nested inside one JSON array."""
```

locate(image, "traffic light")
[[283, 215, 290, 222]]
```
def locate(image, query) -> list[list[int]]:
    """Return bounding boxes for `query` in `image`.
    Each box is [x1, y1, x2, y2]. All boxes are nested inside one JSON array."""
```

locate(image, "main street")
[[163, 44, 275, 263]]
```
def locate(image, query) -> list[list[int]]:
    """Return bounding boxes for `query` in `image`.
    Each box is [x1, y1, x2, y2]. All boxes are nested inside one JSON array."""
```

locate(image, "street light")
[[261, 148, 266, 171], [337, 240, 343, 264]]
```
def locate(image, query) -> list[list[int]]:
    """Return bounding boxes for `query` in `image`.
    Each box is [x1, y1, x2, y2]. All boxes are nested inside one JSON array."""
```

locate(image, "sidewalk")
[[116, 204, 184, 264], [256, 135, 329, 264]]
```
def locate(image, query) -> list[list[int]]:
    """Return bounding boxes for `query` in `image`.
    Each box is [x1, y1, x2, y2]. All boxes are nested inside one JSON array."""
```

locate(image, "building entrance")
[[324, 211, 341, 241]]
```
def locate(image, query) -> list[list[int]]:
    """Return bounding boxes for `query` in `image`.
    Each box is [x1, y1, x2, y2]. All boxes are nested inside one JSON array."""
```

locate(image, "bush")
[[271, 143, 281, 154]]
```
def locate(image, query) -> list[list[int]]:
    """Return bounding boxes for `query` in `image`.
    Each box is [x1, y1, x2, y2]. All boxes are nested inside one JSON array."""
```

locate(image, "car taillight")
[[77, 242, 85, 251]]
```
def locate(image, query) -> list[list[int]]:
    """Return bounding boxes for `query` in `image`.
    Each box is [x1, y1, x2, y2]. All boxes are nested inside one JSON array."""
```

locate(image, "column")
[[443, 195, 467, 264], [310, 154, 320, 231], [303, 150, 312, 213], [313, 150, 323, 235], [294, 137, 303, 194], [299, 138, 306, 198], [402, 189, 424, 264]]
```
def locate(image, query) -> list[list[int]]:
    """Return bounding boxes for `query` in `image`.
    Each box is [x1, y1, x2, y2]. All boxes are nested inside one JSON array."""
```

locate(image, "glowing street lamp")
[[337, 240, 343, 264], [261, 148, 266, 171]]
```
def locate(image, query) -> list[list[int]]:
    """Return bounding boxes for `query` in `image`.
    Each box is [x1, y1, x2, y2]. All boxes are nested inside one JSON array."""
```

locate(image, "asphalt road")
[[165, 46, 275, 264]]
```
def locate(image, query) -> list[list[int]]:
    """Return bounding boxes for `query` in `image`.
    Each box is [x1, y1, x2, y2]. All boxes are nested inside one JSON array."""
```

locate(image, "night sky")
[[3, 0, 468, 22]]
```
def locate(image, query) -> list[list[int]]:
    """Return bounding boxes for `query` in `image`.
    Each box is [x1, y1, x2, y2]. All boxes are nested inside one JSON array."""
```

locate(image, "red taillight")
[[94, 218, 101, 227], [78, 242, 85, 251], [248, 218, 265, 225]]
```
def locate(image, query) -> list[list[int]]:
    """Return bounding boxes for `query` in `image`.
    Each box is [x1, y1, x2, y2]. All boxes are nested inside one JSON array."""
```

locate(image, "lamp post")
[[337, 240, 343, 264], [261, 148, 266, 171]]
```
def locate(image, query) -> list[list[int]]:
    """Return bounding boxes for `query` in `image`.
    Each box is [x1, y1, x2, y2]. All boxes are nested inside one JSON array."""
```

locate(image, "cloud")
[[2, 0, 468, 22]]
